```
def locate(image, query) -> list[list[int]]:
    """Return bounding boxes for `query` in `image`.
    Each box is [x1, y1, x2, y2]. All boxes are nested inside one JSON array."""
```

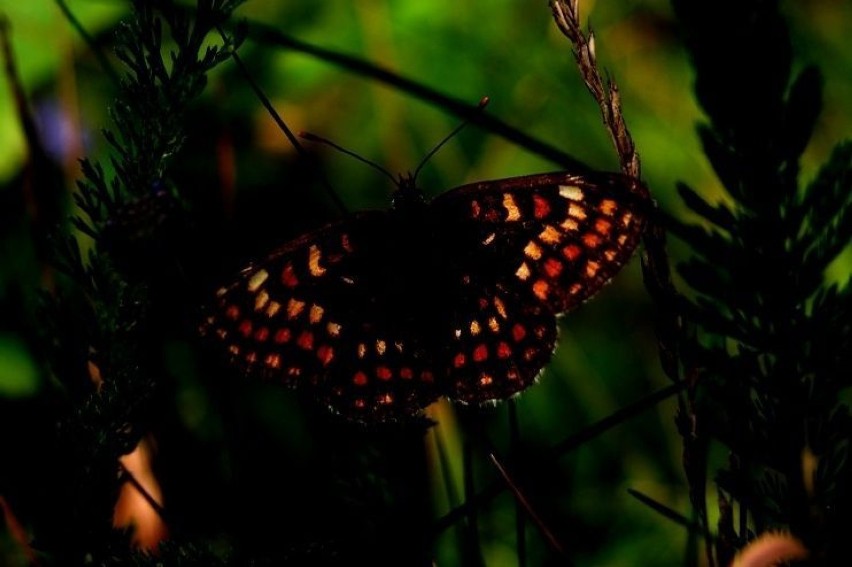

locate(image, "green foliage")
[[2, 1, 243, 564], [670, 0, 852, 563]]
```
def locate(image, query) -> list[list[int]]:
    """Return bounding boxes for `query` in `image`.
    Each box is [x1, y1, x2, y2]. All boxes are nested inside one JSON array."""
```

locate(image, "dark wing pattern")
[[431, 172, 649, 403], [201, 213, 440, 420], [203, 171, 649, 420], [442, 279, 558, 404]]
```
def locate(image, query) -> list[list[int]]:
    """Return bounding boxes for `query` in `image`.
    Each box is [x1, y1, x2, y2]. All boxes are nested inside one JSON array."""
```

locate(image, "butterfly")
[[201, 170, 649, 421]]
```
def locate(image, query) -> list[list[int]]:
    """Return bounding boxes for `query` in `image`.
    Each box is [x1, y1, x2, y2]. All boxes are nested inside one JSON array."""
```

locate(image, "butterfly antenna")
[[216, 29, 348, 214], [413, 96, 490, 180], [300, 131, 397, 185]]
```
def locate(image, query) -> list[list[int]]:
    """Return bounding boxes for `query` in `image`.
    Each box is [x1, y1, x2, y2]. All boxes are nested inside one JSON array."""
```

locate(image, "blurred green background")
[[1, 1, 850, 565]]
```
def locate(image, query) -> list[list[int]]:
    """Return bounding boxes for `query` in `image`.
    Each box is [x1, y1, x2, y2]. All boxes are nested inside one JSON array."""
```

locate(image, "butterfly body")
[[203, 171, 649, 421]]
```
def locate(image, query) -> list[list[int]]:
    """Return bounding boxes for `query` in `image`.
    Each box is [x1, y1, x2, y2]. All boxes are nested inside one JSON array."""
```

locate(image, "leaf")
[[677, 182, 736, 231], [782, 66, 823, 163]]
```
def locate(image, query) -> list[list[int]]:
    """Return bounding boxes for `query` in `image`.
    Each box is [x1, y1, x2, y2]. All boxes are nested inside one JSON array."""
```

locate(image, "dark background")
[[1, 1, 850, 565]]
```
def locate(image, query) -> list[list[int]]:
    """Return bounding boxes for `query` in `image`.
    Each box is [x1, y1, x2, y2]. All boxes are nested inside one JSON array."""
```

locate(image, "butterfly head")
[[391, 172, 427, 212]]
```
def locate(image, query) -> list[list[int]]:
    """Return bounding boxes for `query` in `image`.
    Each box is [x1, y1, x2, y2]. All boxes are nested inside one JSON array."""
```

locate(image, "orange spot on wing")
[[266, 301, 281, 317], [586, 260, 601, 277], [538, 225, 562, 245], [524, 241, 543, 260], [326, 322, 342, 337], [265, 353, 281, 369], [599, 199, 618, 215], [561, 218, 579, 232], [502, 193, 521, 221], [512, 324, 527, 342], [376, 366, 392, 381], [309, 304, 324, 324], [286, 298, 306, 319], [493, 296, 508, 318], [532, 279, 549, 300], [568, 202, 587, 219], [308, 245, 326, 276], [595, 218, 613, 235]]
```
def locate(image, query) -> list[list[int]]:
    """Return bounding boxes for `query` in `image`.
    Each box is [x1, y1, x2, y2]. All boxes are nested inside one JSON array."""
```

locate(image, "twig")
[[488, 452, 570, 561], [546, 381, 684, 458], [235, 20, 592, 172], [0, 496, 40, 566], [434, 382, 683, 533], [549, 0, 639, 177], [508, 400, 527, 567], [627, 488, 714, 543], [119, 462, 169, 524], [54, 0, 122, 87], [550, 4, 701, 564], [218, 33, 348, 214]]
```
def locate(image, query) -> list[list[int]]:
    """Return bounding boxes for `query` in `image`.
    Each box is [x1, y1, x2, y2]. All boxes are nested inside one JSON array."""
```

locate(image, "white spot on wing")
[[559, 184, 584, 201], [247, 269, 269, 292]]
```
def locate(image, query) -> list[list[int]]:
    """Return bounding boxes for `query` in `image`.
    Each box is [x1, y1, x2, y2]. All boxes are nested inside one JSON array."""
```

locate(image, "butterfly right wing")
[[201, 213, 440, 421], [429, 171, 649, 404]]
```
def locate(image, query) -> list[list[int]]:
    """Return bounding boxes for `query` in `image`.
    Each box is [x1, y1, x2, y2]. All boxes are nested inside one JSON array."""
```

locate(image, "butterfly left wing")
[[430, 171, 649, 403], [200, 213, 441, 421]]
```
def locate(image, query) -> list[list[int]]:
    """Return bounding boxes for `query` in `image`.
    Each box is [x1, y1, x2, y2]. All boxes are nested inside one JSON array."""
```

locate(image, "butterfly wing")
[[430, 171, 649, 403], [201, 212, 440, 420], [442, 279, 559, 403]]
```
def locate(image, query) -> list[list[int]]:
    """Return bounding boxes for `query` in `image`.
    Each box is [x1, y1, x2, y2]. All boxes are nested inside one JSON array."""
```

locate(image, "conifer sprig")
[[670, 0, 852, 563]]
